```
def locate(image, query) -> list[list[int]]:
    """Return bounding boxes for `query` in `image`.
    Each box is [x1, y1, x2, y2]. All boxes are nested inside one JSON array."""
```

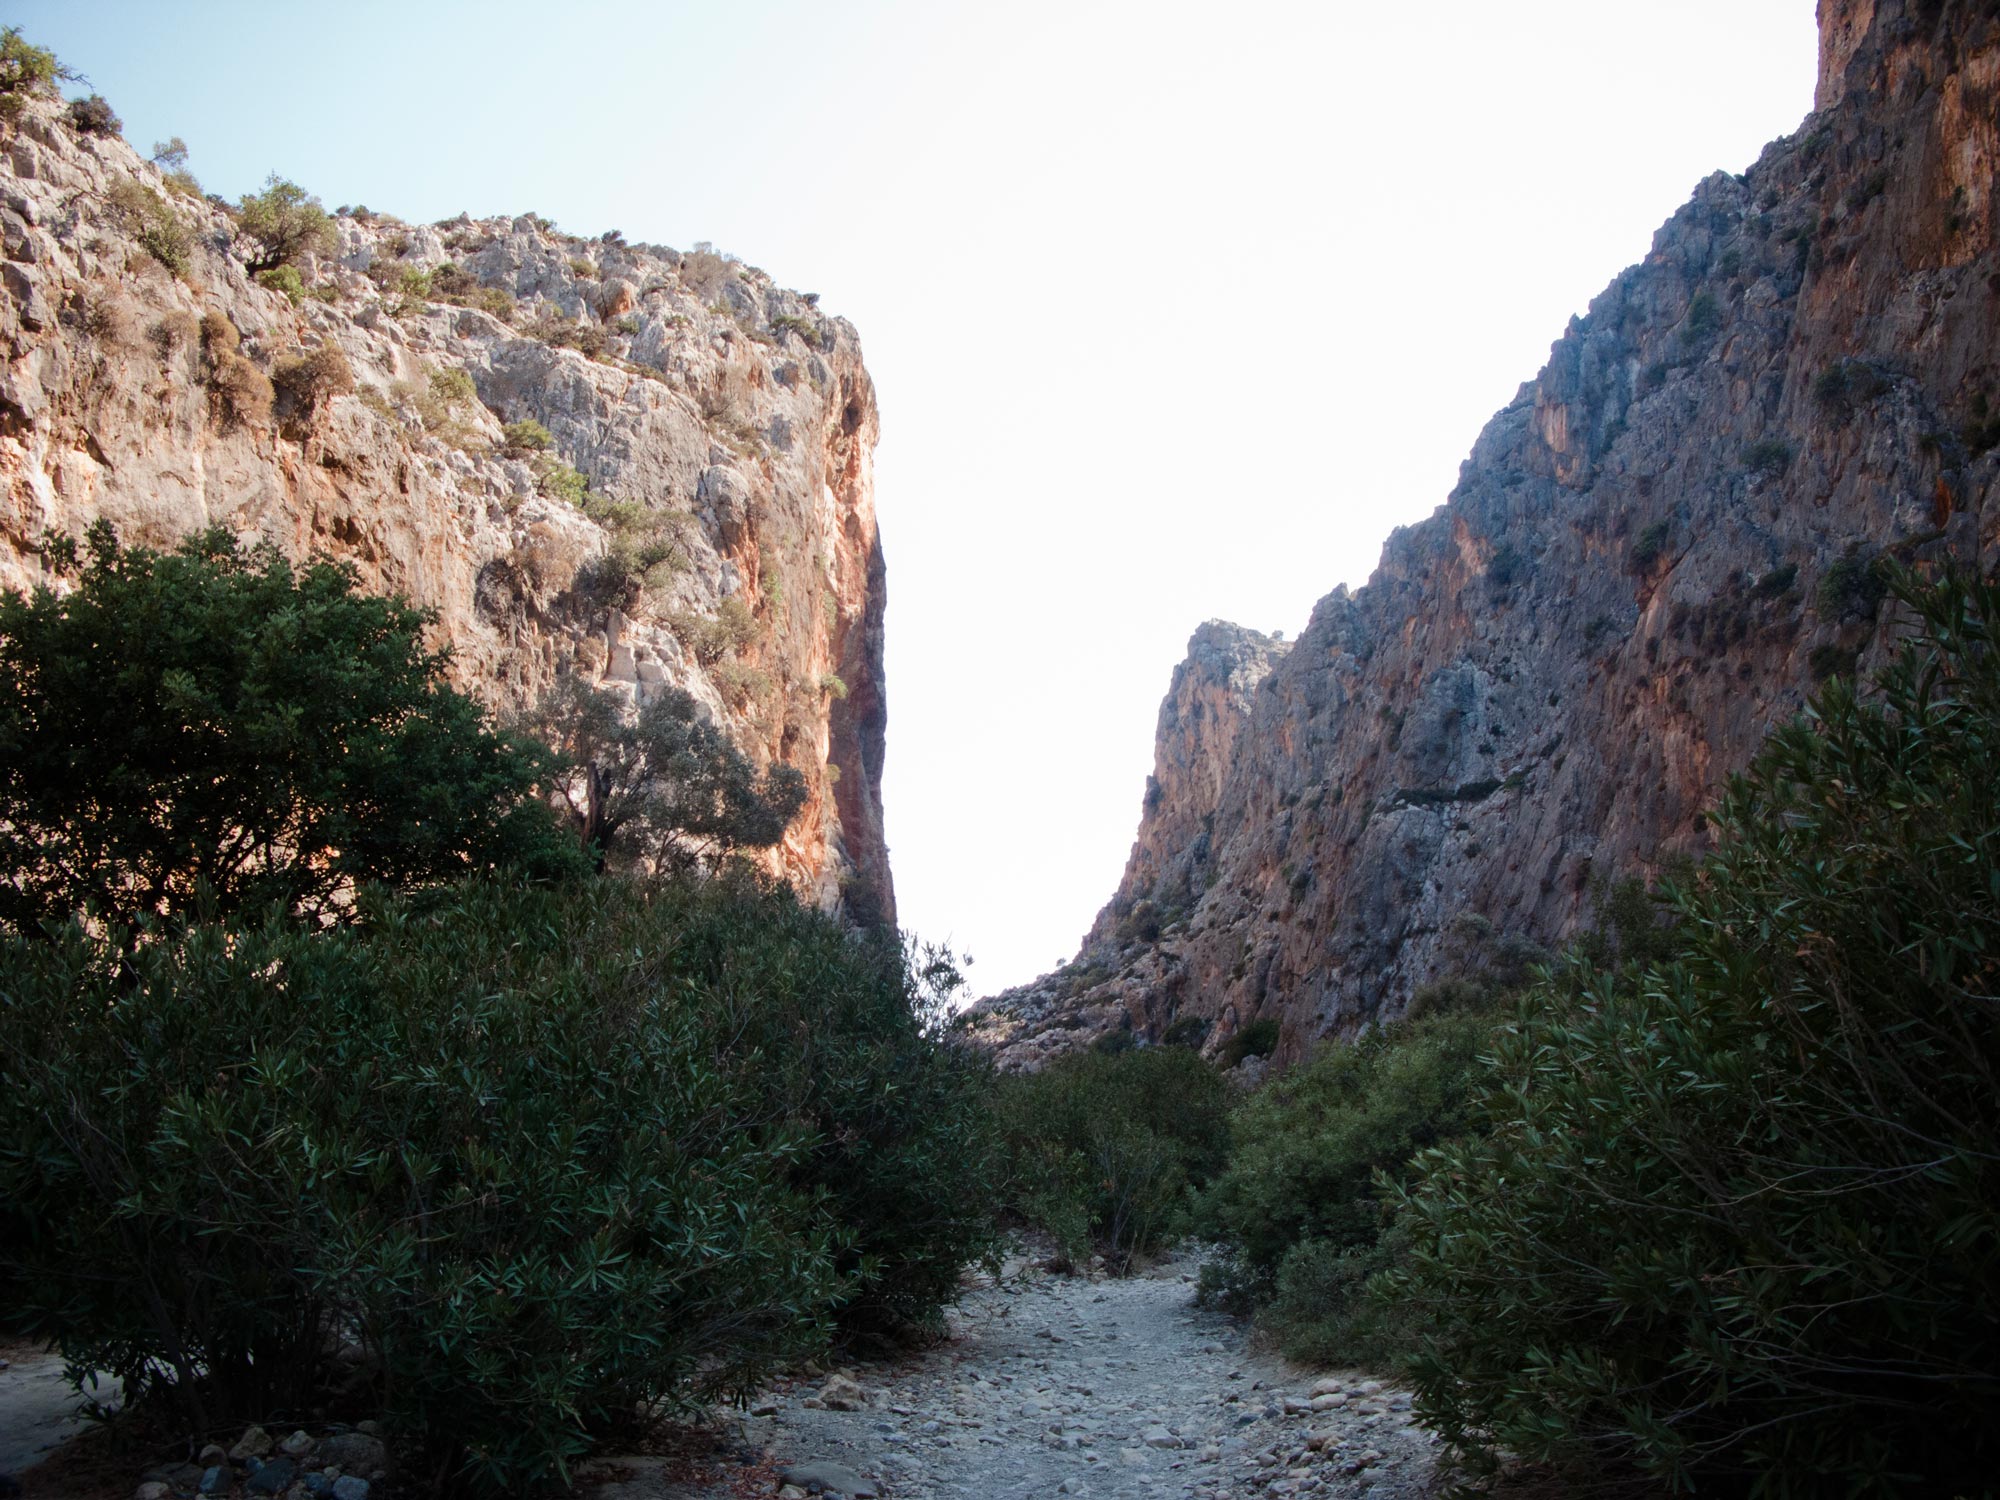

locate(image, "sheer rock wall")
[[969, 0, 2000, 1066]]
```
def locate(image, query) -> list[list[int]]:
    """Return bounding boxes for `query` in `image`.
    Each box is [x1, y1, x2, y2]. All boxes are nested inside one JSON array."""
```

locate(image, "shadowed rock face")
[[968, 0, 2000, 1068], [0, 105, 891, 921]]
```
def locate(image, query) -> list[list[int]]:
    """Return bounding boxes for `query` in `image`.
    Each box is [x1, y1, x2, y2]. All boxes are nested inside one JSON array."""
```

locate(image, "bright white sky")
[[21, 1, 1820, 994]]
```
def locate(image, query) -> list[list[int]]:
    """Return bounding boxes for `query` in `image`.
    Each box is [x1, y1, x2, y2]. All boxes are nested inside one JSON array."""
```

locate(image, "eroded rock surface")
[[0, 103, 890, 917], [969, 0, 2000, 1064]]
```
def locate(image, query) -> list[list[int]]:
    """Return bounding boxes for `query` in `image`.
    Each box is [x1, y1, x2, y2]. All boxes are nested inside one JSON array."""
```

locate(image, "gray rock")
[[817, 1373, 868, 1412], [245, 1456, 296, 1494], [778, 1460, 877, 1497], [331, 1477, 370, 1500], [229, 1425, 274, 1462], [316, 1431, 387, 1477]]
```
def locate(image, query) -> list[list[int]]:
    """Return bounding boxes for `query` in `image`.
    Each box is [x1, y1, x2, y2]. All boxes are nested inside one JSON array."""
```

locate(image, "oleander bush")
[[0, 527, 575, 938], [0, 874, 994, 1494], [1192, 1003, 1492, 1357], [1386, 566, 2000, 1495], [992, 1046, 1232, 1269]]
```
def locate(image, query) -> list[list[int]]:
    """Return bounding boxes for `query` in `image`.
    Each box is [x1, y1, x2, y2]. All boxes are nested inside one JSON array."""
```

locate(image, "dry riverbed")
[[587, 1250, 1437, 1500], [0, 1253, 1436, 1499]]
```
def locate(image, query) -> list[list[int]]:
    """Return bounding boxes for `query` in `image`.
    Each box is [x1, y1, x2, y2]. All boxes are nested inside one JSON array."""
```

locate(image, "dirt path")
[[591, 1253, 1438, 1500], [0, 1342, 117, 1482]]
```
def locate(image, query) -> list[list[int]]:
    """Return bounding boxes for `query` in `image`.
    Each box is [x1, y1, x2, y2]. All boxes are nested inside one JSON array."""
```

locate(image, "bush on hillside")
[[1219, 1014, 1280, 1066], [1386, 566, 2000, 1495], [992, 1046, 1232, 1269], [0, 526, 578, 936], [106, 179, 191, 275], [64, 92, 119, 136], [254, 263, 306, 304], [235, 175, 338, 273], [0, 27, 71, 115], [272, 340, 355, 417], [0, 875, 994, 1493]]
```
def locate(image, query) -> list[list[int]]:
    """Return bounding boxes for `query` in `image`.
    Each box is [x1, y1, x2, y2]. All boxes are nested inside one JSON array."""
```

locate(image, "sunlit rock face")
[[0, 104, 891, 921], [967, 0, 2000, 1068]]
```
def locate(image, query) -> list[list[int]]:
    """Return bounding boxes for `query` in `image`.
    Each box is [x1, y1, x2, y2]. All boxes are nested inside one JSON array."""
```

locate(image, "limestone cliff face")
[[968, 0, 2000, 1067], [1080, 622, 1293, 955], [0, 101, 891, 920]]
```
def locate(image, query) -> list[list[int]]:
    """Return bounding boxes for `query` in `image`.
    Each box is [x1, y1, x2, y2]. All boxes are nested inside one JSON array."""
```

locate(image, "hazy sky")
[[18, 2, 1821, 994]]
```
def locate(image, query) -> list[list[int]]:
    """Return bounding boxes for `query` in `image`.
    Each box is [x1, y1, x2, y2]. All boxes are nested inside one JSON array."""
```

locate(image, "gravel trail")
[[691, 1253, 1438, 1500]]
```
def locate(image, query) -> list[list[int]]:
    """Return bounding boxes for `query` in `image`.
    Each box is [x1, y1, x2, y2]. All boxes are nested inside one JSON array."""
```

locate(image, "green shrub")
[[537, 456, 589, 505], [1220, 1014, 1280, 1066], [64, 92, 119, 136], [1813, 358, 1889, 422], [1194, 1007, 1491, 1333], [501, 417, 553, 456], [0, 527, 577, 936], [253, 264, 305, 304], [1816, 549, 1886, 617], [0, 874, 994, 1492], [1739, 437, 1793, 474], [1631, 519, 1671, 570], [1263, 1222, 1421, 1369], [1386, 566, 2000, 1495], [1681, 287, 1721, 344], [671, 596, 760, 665], [107, 179, 191, 275], [993, 1047, 1231, 1269], [396, 366, 486, 449], [771, 313, 821, 345], [1752, 561, 1798, 599]]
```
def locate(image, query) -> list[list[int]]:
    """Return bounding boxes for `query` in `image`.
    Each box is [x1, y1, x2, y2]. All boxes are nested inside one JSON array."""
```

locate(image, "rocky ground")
[[0, 1252, 1435, 1499], [586, 1251, 1437, 1500]]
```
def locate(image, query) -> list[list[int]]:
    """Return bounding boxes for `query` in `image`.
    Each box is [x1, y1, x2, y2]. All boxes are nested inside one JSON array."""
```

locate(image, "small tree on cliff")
[[234, 174, 337, 273], [0, 525, 579, 936], [524, 677, 807, 871]]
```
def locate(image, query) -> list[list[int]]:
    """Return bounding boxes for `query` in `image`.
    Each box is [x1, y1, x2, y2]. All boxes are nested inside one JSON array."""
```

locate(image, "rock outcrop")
[[967, 0, 2000, 1066], [0, 101, 891, 919]]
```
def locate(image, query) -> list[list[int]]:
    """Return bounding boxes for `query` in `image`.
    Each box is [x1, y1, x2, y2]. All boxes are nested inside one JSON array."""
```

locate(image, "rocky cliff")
[[0, 98, 891, 920], [967, 0, 2000, 1067]]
